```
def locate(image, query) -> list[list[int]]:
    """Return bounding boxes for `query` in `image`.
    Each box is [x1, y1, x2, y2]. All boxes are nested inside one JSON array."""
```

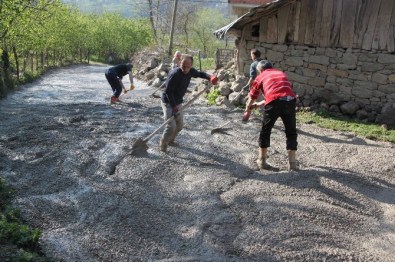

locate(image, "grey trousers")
[[161, 101, 184, 144]]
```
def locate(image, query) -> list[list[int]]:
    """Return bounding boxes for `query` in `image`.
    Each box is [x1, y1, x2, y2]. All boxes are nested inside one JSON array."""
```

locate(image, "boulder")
[[329, 104, 340, 113], [152, 78, 163, 87], [231, 82, 244, 92], [218, 82, 231, 96], [340, 101, 360, 115], [145, 71, 155, 80], [229, 92, 241, 105], [356, 109, 368, 120], [215, 96, 226, 106], [376, 103, 395, 126]]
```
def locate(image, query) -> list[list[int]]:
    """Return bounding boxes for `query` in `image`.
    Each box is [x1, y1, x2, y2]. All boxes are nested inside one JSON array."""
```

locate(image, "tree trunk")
[[41, 52, 44, 70], [147, 0, 159, 45], [12, 46, 20, 81], [30, 52, 34, 72], [35, 52, 39, 72]]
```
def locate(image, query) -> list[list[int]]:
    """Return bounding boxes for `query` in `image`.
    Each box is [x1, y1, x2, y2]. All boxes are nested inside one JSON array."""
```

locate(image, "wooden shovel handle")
[[143, 87, 209, 142]]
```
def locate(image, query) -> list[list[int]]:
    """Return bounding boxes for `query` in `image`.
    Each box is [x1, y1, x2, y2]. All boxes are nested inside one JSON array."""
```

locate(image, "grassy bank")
[[297, 110, 395, 143], [0, 178, 47, 262]]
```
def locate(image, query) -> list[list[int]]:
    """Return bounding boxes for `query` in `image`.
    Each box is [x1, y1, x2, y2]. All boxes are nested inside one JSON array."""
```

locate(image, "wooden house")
[[215, 0, 395, 125]]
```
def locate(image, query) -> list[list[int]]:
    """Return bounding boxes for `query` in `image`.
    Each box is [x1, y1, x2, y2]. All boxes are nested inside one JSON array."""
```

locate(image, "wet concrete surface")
[[1, 64, 395, 261]]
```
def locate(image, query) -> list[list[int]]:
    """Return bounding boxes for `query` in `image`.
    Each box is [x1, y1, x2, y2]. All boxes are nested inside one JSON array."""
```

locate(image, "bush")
[[206, 89, 220, 105]]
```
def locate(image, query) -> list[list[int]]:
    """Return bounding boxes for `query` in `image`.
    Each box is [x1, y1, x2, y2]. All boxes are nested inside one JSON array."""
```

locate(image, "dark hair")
[[251, 49, 261, 58], [182, 54, 193, 64]]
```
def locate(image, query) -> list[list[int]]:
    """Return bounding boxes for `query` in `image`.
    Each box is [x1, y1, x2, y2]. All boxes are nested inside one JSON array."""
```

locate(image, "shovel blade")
[[131, 137, 149, 157], [151, 93, 161, 98]]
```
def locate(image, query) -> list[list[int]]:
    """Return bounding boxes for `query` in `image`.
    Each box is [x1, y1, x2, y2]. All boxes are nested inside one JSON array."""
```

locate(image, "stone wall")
[[240, 43, 395, 126]]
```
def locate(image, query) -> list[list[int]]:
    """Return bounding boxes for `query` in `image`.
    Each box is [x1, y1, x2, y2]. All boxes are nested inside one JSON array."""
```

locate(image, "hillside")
[[61, 0, 229, 17]]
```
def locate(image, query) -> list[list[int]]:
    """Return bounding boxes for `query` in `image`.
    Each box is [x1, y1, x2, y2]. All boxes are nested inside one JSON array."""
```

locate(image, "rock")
[[231, 82, 244, 92], [215, 95, 226, 106], [376, 103, 395, 126], [329, 105, 340, 113], [145, 71, 155, 80], [356, 109, 368, 120], [229, 92, 241, 105], [158, 71, 167, 80], [225, 61, 234, 69], [218, 82, 231, 96], [340, 101, 360, 115], [320, 102, 329, 111], [152, 78, 163, 87], [157, 63, 170, 73]]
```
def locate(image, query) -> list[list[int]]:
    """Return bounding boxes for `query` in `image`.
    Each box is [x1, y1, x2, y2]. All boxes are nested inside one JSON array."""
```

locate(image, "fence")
[[215, 48, 236, 70]]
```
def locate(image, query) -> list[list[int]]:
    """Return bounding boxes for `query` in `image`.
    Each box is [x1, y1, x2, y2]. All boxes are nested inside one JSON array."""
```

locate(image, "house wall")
[[245, 0, 395, 52], [232, 0, 395, 124]]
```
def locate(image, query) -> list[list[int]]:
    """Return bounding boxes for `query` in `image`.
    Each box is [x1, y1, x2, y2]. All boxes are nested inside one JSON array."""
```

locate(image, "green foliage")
[[0, 0, 154, 97], [297, 111, 395, 143], [0, 178, 46, 261], [199, 58, 215, 71], [186, 8, 233, 58], [206, 89, 220, 105]]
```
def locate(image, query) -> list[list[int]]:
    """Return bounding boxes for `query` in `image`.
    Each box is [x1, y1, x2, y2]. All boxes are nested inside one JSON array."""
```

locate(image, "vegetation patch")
[[206, 89, 220, 105], [0, 178, 46, 262], [297, 110, 395, 143]]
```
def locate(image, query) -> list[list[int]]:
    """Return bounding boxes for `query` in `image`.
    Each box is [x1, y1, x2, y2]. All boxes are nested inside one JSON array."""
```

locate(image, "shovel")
[[210, 120, 233, 134], [150, 82, 166, 98], [131, 86, 209, 156]]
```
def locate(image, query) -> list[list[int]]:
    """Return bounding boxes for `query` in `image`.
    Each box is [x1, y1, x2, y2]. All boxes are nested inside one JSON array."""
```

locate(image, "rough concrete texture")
[[0, 64, 394, 261]]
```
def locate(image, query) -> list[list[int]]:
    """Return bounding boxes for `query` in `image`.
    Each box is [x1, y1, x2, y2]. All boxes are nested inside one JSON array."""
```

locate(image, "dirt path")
[[0, 64, 394, 261]]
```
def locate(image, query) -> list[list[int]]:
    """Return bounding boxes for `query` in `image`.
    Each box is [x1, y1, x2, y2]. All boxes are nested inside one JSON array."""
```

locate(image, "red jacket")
[[249, 68, 295, 105]]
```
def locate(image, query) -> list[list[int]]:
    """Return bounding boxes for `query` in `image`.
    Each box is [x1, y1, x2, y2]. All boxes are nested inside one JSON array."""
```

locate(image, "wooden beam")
[[313, 0, 324, 46], [267, 15, 278, 43], [259, 17, 268, 43], [330, 0, 343, 47], [320, 0, 333, 47], [362, 0, 382, 50], [389, 0, 395, 52], [374, 0, 394, 50], [277, 4, 291, 43], [298, 0, 309, 44], [286, 2, 297, 43], [339, 0, 358, 48], [304, 0, 317, 45], [353, 0, 374, 48], [293, 0, 301, 43]]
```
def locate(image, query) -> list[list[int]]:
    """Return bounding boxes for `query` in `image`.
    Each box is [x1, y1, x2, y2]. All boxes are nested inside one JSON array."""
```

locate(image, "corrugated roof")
[[214, 0, 293, 39]]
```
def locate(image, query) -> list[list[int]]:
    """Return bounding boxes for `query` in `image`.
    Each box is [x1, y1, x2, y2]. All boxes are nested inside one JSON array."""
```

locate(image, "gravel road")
[[0, 64, 394, 261]]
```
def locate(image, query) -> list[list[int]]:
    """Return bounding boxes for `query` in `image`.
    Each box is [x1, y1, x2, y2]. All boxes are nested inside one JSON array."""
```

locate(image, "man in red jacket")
[[245, 60, 299, 171]]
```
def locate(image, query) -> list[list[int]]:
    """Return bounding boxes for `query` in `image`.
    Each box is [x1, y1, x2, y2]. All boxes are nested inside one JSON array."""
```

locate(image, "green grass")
[[199, 58, 215, 71], [206, 89, 220, 105], [0, 178, 47, 262], [297, 110, 395, 143]]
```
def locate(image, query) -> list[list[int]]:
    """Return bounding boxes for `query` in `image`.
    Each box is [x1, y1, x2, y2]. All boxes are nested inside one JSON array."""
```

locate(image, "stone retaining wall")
[[242, 43, 395, 125]]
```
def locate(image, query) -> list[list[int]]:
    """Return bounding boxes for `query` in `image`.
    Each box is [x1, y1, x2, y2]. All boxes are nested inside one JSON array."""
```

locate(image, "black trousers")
[[105, 70, 122, 97], [259, 99, 298, 150]]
